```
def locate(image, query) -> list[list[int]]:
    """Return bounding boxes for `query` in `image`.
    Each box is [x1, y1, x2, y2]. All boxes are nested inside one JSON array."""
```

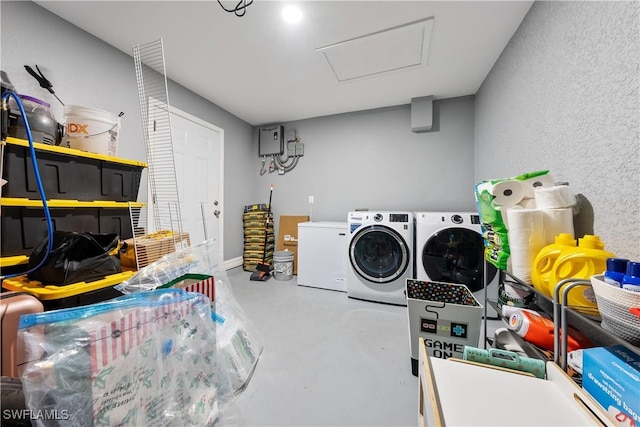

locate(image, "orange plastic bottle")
[[531, 233, 577, 297], [508, 309, 584, 352], [549, 235, 615, 308]]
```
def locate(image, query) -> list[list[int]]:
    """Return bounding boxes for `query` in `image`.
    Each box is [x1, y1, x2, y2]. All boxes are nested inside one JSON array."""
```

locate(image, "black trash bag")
[[28, 231, 122, 285]]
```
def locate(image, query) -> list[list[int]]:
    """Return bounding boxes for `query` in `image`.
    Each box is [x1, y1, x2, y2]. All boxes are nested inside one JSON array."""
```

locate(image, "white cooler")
[[297, 222, 348, 292]]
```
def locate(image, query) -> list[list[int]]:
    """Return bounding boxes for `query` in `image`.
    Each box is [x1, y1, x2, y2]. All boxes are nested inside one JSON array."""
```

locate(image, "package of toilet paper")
[[474, 170, 555, 271]]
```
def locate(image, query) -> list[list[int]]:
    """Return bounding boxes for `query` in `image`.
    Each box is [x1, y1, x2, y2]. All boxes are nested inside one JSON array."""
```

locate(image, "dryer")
[[414, 212, 498, 301], [347, 211, 413, 306]]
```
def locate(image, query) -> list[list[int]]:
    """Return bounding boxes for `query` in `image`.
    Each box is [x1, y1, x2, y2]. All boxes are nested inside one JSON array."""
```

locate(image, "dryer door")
[[349, 225, 410, 284], [421, 227, 497, 292]]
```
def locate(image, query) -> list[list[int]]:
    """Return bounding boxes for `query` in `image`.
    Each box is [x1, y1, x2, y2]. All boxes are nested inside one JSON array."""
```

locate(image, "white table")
[[418, 337, 615, 426]]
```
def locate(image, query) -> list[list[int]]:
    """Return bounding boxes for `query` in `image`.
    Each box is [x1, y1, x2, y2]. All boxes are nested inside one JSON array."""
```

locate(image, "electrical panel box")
[[287, 141, 304, 157], [259, 125, 284, 156]]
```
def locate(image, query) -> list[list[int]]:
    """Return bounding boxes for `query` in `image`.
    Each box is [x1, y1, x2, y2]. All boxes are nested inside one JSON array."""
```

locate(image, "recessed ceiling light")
[[282, 5, 302, 24]]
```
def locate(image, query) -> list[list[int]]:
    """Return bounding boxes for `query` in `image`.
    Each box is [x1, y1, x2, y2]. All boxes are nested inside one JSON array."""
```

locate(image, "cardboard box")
[[406, 279, 483, 375], [276, 215, 309, 275], [121, 230, 191, 269], [582, 345, 640, 425], [161, 274, 215, 303]]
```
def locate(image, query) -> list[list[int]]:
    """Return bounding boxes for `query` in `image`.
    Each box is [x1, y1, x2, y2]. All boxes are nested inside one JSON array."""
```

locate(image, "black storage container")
[[2, 137, 146, 202], [1, 271, 133, 311], [0, 198, 144, 257]]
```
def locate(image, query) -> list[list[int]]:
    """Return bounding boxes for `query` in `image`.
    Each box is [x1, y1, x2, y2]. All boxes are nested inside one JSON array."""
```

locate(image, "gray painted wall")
[[475, 1, 640, 260], [252, 97, 477, 224], [2, 1, 478, 264], [7, 1, 636, 265], [1, 1, 255, 261]]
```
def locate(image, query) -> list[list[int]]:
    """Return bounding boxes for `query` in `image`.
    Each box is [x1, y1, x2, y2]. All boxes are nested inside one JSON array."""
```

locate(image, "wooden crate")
[[121, 230, 191, 269]]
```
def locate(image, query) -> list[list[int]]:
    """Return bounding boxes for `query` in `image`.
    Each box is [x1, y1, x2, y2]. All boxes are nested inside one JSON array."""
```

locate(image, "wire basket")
[[590, 275, 640, 346]]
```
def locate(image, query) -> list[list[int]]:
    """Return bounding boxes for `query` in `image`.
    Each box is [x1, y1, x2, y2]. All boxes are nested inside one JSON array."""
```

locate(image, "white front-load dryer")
[[347, 211, 413, 306], [414, 212, 498, 301]]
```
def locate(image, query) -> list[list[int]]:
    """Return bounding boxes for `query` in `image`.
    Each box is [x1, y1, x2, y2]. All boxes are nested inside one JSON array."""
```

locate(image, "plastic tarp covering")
[[17, 239, 263, 426], [117, 239, 264, 397], [18, 288, 233, 426]]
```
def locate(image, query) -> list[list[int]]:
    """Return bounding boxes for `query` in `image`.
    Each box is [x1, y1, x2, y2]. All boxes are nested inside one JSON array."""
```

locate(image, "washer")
[[414, 211, 498, 301], [347, 211, 413, 306]]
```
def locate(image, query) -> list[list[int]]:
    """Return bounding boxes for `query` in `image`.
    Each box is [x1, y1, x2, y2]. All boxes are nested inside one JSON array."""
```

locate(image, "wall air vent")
[[411, 96, 433, 133]]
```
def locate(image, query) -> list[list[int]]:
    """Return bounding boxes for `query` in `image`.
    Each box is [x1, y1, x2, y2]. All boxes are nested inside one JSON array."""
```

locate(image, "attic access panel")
[[316, 17, 434, 83]]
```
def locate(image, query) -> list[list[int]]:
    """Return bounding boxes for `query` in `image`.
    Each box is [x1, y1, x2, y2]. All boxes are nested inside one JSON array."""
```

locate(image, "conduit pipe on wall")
[[259, 135, 303, 175]]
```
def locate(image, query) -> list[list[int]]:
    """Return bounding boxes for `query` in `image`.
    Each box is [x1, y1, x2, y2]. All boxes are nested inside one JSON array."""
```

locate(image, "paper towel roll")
[[496, 205, 522, 228], [518, 198, 537, 209], [486, 180, 525, 206], [507, 208, 544, 232], [520, 172, 555, 199], [507, 209, 545, 283], [540, 208, 575, 245], [534, 185, 577, 209]]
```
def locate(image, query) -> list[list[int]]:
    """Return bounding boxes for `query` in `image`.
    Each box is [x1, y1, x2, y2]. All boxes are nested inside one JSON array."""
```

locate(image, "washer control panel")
[[389, 213, 409, 223]]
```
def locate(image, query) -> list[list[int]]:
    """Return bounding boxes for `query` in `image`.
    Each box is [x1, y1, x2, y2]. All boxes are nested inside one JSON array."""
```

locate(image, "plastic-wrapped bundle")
[[18, 289, 234, 427], [211, 272, 263, 395], [117, 239, 221, 293], [117, 238, 264, 397]]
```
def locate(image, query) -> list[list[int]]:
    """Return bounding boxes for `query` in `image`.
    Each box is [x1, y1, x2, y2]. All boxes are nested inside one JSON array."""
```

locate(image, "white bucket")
[[273, 250, 294, 281], [62, 105, 121, 157]]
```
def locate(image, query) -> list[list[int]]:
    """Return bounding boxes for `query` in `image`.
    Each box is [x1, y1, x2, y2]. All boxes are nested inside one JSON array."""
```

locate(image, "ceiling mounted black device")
[[217, 0, 253, 17]]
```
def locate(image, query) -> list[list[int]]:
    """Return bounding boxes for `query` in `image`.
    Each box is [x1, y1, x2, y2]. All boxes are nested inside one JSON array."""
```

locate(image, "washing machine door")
[[349, 225, 410, 284], [421, 227, 497, 292]]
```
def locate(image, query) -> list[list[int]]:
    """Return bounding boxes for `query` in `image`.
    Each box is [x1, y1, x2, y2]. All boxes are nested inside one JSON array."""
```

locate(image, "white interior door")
[[147, 104, 224, 257]]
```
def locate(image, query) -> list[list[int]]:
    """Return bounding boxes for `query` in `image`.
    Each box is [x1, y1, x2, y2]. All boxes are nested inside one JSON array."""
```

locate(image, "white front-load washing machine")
[[414, 211, 498, 300], [347, 211, 413, 306]]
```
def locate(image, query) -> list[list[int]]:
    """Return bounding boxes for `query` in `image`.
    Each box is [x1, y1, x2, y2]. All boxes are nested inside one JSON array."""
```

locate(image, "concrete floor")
[[224, 267, 419, 427]]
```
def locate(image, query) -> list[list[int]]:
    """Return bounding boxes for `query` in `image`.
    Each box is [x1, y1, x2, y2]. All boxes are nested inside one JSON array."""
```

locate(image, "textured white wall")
[[475, 1, 639, 259]]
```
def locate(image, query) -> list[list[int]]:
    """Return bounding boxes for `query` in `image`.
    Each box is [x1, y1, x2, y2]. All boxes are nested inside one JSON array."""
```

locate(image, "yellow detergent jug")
[[549, 235, 615, 308], [531, 233, 577, 297]]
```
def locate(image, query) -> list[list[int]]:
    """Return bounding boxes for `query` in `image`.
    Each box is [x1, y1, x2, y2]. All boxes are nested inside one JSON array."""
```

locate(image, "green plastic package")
[[474, 170, 552, 270]]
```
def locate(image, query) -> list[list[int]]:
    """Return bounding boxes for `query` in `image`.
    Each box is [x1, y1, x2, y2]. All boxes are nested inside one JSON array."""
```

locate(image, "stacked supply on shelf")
[[531, 234, 615, 311], [475, 170, 578, 285], [0, 137, 147, 309], [242, 203, 274, 272]]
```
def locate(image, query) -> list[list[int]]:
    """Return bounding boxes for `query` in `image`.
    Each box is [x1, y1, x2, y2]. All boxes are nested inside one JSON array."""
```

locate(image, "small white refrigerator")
[[297, 221, 348, 292]]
